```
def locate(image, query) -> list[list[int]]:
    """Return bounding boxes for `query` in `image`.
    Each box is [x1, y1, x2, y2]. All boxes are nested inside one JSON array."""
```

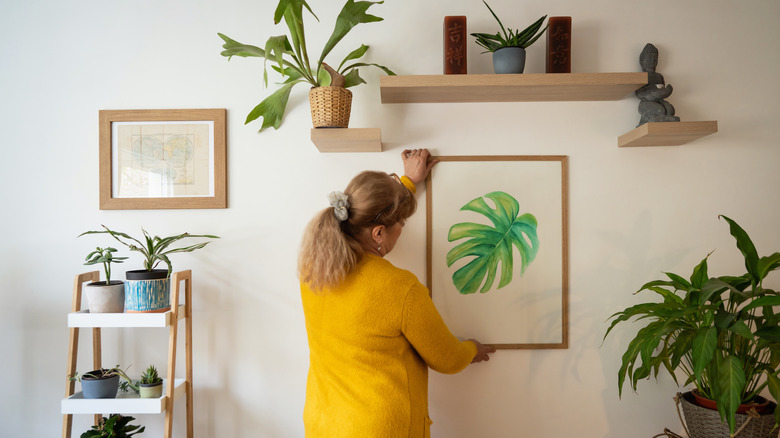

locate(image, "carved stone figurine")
[[635, 43, 680, 126]]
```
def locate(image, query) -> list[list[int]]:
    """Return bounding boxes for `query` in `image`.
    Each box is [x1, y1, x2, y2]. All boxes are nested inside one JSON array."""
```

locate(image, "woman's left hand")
[[402, 148, 438, 185]]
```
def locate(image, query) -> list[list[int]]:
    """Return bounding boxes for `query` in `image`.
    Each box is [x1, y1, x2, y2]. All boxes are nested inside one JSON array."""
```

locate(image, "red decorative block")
[[546, 16, 572, 73], [444, 16, 467, 74]]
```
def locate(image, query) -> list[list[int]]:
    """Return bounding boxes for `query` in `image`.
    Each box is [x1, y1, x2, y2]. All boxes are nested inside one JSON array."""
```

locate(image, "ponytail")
[[298, 171, 417, 292]]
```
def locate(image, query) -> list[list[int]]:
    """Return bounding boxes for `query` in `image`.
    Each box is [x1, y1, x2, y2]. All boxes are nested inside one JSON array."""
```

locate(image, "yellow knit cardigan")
[[301, 254, 477, 438]]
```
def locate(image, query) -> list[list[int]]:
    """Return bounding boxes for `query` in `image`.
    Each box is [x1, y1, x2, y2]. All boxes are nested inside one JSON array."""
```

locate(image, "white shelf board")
[[62, 378, 186, 414], [68, 305, 185, 328]]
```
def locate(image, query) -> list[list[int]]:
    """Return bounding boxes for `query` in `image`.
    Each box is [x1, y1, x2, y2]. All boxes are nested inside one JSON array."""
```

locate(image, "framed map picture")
[[99, 109, 227, 210], [426, 155, 568, 349]]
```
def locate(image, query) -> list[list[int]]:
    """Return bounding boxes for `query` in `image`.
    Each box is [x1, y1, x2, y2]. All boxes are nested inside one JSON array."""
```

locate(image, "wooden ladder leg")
[[164, 271, 186, 438], [63, 271, 99, 438], [185, 272, 194, 438], [92, 326, 102, 426]]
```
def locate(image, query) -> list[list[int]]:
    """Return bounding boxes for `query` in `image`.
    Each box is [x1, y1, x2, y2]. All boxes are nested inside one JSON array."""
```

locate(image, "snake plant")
[[471, 1, 547, 53]]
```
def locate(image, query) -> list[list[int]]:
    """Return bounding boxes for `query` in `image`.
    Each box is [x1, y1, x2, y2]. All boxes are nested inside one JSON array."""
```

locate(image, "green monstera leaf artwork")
[[446, 191, 539, 294]]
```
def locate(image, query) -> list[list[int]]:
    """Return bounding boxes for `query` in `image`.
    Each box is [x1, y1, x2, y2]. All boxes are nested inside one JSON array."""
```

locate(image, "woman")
[[298, 148, 495, 438]]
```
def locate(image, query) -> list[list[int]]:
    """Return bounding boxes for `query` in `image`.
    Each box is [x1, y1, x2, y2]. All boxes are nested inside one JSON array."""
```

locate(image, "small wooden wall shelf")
[[618, 121, 718, 147], [379, 72, 648, 103], [310, 128, 382, 152]]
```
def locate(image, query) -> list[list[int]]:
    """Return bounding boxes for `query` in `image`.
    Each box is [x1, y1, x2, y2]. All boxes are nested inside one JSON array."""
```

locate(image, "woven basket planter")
[[680, 392, 779, 438], [309, 86, 352, 128]]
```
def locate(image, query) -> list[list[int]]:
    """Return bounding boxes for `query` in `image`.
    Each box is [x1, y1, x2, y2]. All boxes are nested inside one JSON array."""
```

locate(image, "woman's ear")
[[370, 225, 385, 244]]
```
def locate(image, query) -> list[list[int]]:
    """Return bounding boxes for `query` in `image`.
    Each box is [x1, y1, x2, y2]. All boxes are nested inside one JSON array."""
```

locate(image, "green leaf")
[[758, 252, 780, 282], [318, 0, 384, 67], [691, 327, 717, 380], [742, 295, 780, 312], [715, 354, 746, 435], [767, 373, 780, 429], [218, 33, 266, 59], [720, 215, 760, 284], [245, 81, 301, 131], [446, 192, 538, 294], [337, 44, 369, 71], [263, 35, 292, 86], [342, 69, 366, 88], [727, 320, 754, 341], [665, 272, 692, 290], [690, 255, 710, 289], [274, 0, 317, 25]]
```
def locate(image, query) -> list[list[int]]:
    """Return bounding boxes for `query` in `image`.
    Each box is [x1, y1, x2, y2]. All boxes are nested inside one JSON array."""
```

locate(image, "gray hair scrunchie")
[[328, 191, 350, 222]]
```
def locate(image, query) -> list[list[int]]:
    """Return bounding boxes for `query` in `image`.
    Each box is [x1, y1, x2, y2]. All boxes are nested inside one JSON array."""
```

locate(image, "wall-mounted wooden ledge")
[[618, 121, 718, 147], [379, 72, 649, 103], [310, 128, 382, 153]]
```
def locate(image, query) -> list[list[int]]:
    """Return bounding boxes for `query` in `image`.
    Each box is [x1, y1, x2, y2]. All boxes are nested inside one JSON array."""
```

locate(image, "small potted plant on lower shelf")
[[81, 414, 145, 438], [70, 366, 136, 399], [138, 364, 163, 399], [81, 246, 128, 313], [471, 0, 547, 74]]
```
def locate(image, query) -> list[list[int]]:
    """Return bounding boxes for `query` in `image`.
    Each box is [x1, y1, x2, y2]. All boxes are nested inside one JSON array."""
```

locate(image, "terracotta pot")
[[692, 389, 773, 415]]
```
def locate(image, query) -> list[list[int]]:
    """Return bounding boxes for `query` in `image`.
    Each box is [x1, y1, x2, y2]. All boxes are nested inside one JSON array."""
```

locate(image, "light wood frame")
[[426, 155, 569, 349], [99, 109, 227, 209]]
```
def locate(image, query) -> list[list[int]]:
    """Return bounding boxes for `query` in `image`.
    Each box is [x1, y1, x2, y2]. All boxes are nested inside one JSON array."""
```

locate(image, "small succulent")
[[140, 365, 162, 385], [471, 1, 547, 53]]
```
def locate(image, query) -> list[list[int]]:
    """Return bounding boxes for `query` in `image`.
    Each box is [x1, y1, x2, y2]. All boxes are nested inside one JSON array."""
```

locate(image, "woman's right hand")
[[469, 339, 496, 363]]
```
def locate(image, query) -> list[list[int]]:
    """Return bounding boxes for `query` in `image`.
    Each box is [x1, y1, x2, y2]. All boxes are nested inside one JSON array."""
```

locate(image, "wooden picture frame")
[[99, 109, 227, 210], [426, 155, 569, 349]]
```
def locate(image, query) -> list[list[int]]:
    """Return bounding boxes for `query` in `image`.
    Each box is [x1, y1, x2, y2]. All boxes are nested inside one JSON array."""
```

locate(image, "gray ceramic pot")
[[81, 371, 119, 399], [493, 47, 526, 74], [85, 281, 125, 313]]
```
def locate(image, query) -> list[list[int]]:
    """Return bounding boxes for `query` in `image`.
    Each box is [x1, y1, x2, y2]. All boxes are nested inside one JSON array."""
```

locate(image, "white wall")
[[1, 0, 779, 436]]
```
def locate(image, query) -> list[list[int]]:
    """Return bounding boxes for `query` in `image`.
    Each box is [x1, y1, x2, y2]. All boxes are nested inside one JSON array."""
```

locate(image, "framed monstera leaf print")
[[426, 156, 568, 349]]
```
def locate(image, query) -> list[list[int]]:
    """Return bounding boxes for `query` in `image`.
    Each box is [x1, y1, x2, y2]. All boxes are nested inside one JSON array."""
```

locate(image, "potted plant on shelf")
[[81, 414, 145, 438], [604, 215, 780, 437], [70, 366, 136, 399], [138, 364, 164, 399], [471, 1, 547, 74], [81, 246, 128, 313], [218, 0, 395, 132], [80, 225, 218, 313]]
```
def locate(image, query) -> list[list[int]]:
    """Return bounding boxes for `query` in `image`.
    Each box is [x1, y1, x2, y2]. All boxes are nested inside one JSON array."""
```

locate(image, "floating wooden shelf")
[[379, 72, 648, 103], [618, 121, 718, 147], [310, 128, 382, 152]]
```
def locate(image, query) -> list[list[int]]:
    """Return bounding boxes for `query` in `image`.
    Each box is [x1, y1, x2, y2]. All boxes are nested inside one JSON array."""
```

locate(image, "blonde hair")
[[298, 171, 417, 292]]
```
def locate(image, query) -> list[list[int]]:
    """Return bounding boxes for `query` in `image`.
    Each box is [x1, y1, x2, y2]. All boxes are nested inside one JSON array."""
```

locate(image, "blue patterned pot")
[[125, 269, 170, 313]]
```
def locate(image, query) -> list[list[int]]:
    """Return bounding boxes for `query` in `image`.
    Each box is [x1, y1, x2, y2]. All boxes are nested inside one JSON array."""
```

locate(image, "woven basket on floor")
[[309, 86, 352, 128], [680, 392, 779, 438]]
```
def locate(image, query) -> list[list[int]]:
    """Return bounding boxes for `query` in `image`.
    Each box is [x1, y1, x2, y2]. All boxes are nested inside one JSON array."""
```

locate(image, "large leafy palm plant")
[[218, 0, 395, 132], [447, 191, 539, 294], [604, 215, 780, 435]]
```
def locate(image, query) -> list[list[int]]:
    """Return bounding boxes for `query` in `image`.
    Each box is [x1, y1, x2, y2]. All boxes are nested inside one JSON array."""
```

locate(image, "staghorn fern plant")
[[218, 0, 395, 132], [447, 191, 539, 294]]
